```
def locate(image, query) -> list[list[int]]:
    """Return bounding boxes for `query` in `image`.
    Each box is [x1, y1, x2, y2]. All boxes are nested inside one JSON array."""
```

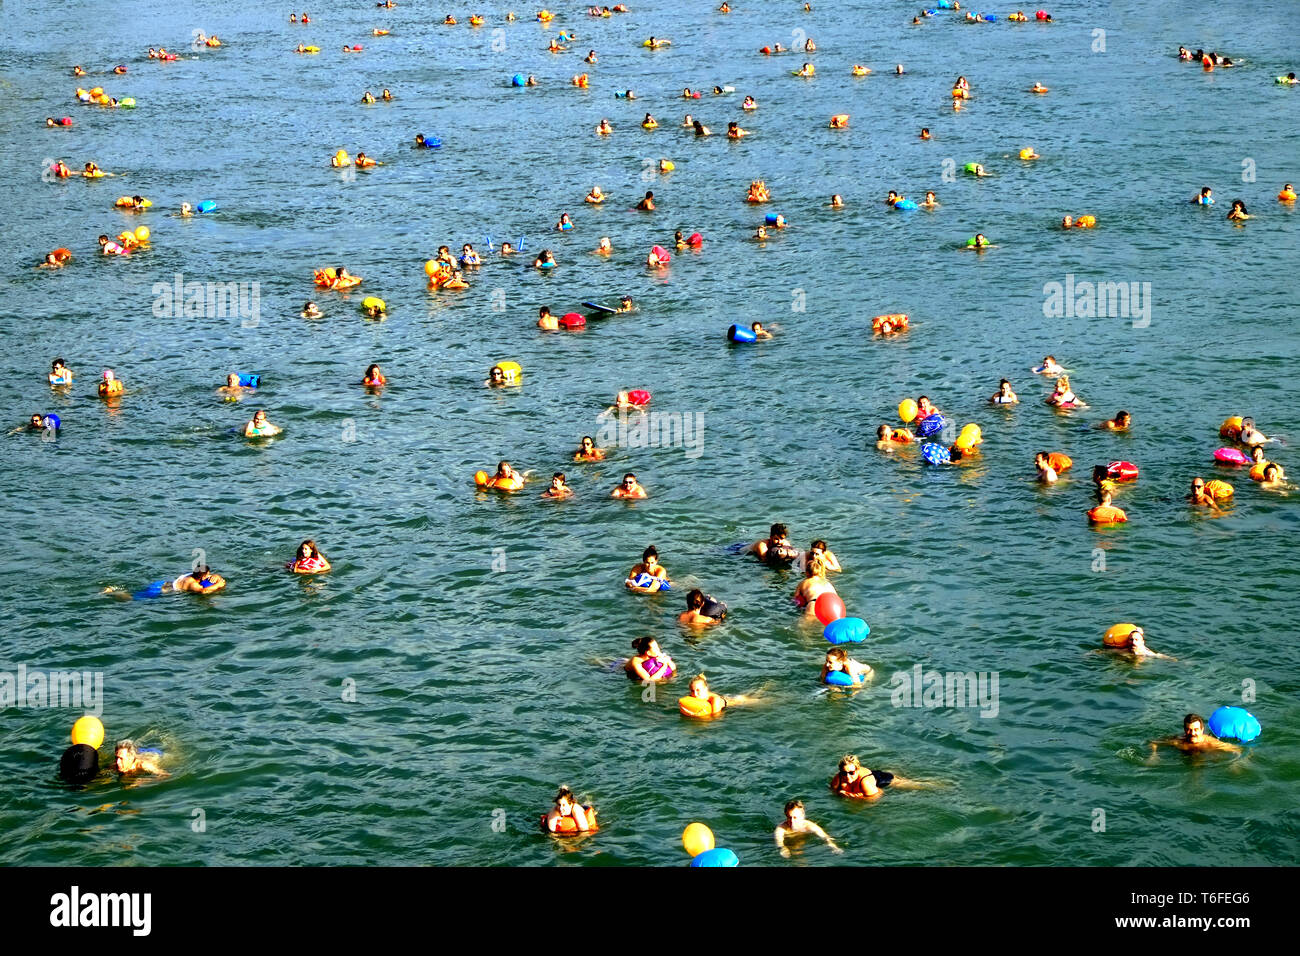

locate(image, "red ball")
[[814, 592, 846, 625]]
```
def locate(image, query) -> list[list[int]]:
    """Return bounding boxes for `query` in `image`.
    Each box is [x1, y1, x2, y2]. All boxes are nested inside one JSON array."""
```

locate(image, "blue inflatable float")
[[916, 414, 948, 438], [418, 134, 442, 148], [690, 847, 739, 867], [42, 413, 61, 430], [922, 442, 951, 466], [728, 324, 756, 342], [824, 617, 869, 644], [628, 572, 670, 591], [237, 373, 260, 388], [196, 200, 217, 213], [824, 670, 860, 687], [1207, 706, 1261, 742], [511, 73, 526, 87], [894, 199, 918, 210]]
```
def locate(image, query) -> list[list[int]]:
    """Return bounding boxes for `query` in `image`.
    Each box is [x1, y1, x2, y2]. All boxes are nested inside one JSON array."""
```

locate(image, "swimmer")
[[920, 191, 938, 208], [532, 249, 556, 269], [636, 191, 655, 211], [830, 755, 933, 799], [915, 396, 940, 420], [538, 306, 559, 330], [573, 435, 606, 461], [72, 65, 87, 76], [1035, 452, 1058, 484], [482, 461, 525, 491], [920, 127, 931, 140], [543, 787, 598, 833], [1188, 477, 1224, 511], [1091, 489, 1126, 522], [851, 65, 871, 76], [821, 648, 870, 685], [775, 799, 841, 857], [616, 295, 634, 312], [1019, 146, 1040, 160], [742, 95, 757, 110], [684, 673, 753, 715], [362, 364, 386, 386], [752, 522, 797, 565], [354, 152, 381, 168], [499, 241, 516, 256], [1032, 355, 1064, 375], [1046, 375, 1084, 407], [876, 424, 914, 449], [38, 250, 71, 269], [805, 38, 816, 52], [679, 589, 723, 627], [1091, 465, 1118, 501], [288, 539, 331, 573], [829, 194, 844, 208], [555, 212, 574, 231], [218, 373, 251, 398], [642, 112, 659, 130], [1100, 410, 1131, 431], [1030, 82, 1048, 93], [646, 248, 667, 268], [644, 36, 671, 48], [795, 62, 815, 77], [105, 565, 227, 600], [1280, 184, 1297, 203], [611, 472, 647, 499], [1193, 186, 1214, 206], [97, 369, 124, 398], [10, 413, 55, 436], [50, 160, 72, 178], [179, 202, 194, 217], [486, 365, 513, 387], [1227, 199, 1250, 222], [585, 50, 597, 63], [794, 556, 836, 614], [1238, 417, 1274, 447], [525, 75, 538, 86], [460, 244, 482, 267], [114, 740, 168, 777], [585, 185, 605, 203], [1149, 714, 1240, 755], [596, 118, 613, 135], [895, 64, 904, 74], [751, 322, 772, 339], [719, 2, 730, 10], [361, 91, 376, 104], [626, 636, 675, 681], [692, 119, 712, 136], [301, 301, 322, 318], [382, 89, 393, 101], [805, 540, 840, 572], [1259, 463, 1289, 492], [49, 358, 73, 386], [541, 472, 574, 499], [244, 409, 281, 437], [967, 164, 991, 177], [98, 235, 129, 256], [1102, 625, 1174, 660], [966, 233, 992, 250], [990, 379, 1019, 404], [726, 121, 748, 139]]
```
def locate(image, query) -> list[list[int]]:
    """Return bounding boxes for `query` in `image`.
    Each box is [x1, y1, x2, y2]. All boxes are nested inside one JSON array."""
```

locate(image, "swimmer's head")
[[496, 460, 512, 476], [52, 358, 66, 370], [30, 414, 44, 429], [489, 366, 504, 383], [826, 647, 848, 666], [689, 674, 709, 697], [553, 786, 574, 811], [630, 636, 658, 656], [784, 799, 804, 820], [622, 473, 637, 489], [1115, 411, 1131, 427], [580, 435, 595, 450], [686, 588, 705, 610], [114, 739, 138, 772], [1264, 464, 1280, 481], [620, 295, 632, 307], [1183, 714, 1206, 742], [1251, 445, 1265, 461], [550, 472, 566, 489], [878, 425, 892, 441], [252, 409, 268, 424], [297, 540, 319, 559]]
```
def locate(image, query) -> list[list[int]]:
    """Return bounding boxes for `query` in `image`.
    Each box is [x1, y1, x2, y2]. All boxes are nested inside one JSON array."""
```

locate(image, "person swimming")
[[693, 119, 712, 136], [612, 472, 647, 499], [1032, 355, 1064, 375], [625, 636, 675, 681], [636, 191, 655, 210], [244, 409, 281, 437], [106, 565, 227, 600], [114, 740, 168, 777], [1035, 451, 1059, 484], [585, 185, 605, 203], [1188, 477, 1224, 512], [727, 121, 748, 138], [540, 472, 573, 499], [821, 648, 870, 685], [679, 588, 724, 627], [751, 522, 798, 565], [1100, 410, 1131, 431], [288, 539, 331, 573], [804, 539, 840, 572], [217, 372, 251, 398], [876, 424, 914, 449], [537, 306, 559, 331], [794, 556, 836, 614], [573, 435, 605, 461], [362, 364, 386, 386], [532, 249, 556, 269], [543, 786, 598, 833], [1193, 186, 1214, 205], [1149, 713, 1241, 754], [990, 379, 1019, 404], [775, 799, 841, 857], [1102, 625, 1174, 660], [1227, 199, 1250, 221], [301, 301, 322, 318], [742, 95, 756, 110], [49, 358, 73, 386], [1237, 417, 1273, 446], [1046, 375, 1083, 407]]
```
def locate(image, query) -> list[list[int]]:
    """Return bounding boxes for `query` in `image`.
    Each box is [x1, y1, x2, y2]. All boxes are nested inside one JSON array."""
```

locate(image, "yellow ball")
[[898, 399, 918, 423], [682, 822, 714, 857], [474, 470, 488, 486], [71, 716, 104, 749], [424, 259, 437, 277], [134, 225, 150, 242]]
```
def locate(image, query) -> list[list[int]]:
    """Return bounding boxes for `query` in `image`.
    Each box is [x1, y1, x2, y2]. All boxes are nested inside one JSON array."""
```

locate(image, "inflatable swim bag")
[[1207, 706, 1261, 742], [823, 617, 869, 644]]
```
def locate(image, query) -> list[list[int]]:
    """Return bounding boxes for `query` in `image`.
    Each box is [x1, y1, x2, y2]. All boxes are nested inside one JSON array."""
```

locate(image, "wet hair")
[[1036, 451, 1050, 463], [826, 646, 848, 662], [690, 673, 708, 691], [642, 545, 658, 561], [877, 424, 891, 440], [810, 539, 827, 552], [784, 799, 804, 815], [551, 472, 566, 482], [554, 785, 574, 804], [769, 522, 788, 538], [298, 539, 324, 560], [1183, 713, 1204, 733], [686, 588, 705, 610], [1264, 464, 1279, 480], [630, 636, 655, 654]]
